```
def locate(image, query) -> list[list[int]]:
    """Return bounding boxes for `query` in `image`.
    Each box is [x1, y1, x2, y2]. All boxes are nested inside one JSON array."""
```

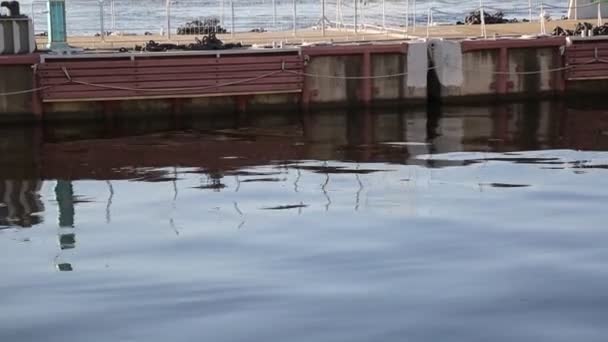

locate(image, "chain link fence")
[[20, 0, 570, 39]]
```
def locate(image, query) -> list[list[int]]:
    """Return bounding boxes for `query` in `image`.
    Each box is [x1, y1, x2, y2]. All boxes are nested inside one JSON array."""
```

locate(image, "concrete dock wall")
[[431, 38, 566, 102], [3, 37, 608, 121], [0, 55, 38, 121], [430, 38, 567, 102], [301, 43, 427, 108]]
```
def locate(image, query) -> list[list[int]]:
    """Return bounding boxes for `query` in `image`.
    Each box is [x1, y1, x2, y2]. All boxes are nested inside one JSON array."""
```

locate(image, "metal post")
[[412, 0, 416, 32], [405, 0, 409, 33], [273, 0, 277, 29], [47, 0, 69, 50], [221, 0, 224, 25], [322, 0, 326, 36], [480, 0, 486, 38], [293, 0, 297, 36], [99, 0, 105, 41], [336, 0, 339, 28], [338, 0, 343, 29], [528, 0, 532, 22], [361, 0, 365, 28], [31, 2, 36, 32], [166, 0, 171, 39], [574, 0, 578, 20], [540, 2, 545, 35], [111, 0, 115, 32], [426, 6, 430, 38], [382, 0, 386, 29], [231, 0, 235, 38], [598, 1, 603, 26], [354, 0, 358, 34]]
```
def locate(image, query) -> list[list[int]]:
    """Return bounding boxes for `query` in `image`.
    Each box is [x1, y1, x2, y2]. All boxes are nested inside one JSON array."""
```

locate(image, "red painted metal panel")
[[38, 62, 303, 78], [40, 71, 302, 86], [567, 41, 608, 49], [39, 51, 303, 102], [302, 43, 408, 56], [567, 46, 608, 53], [44, 84, 301, 101], [565, 40, 608, 81], [44, 77, 301, 92], [39, 55, 301, 70], [461, 37, 566, 52], [0, 54, 39, 65]]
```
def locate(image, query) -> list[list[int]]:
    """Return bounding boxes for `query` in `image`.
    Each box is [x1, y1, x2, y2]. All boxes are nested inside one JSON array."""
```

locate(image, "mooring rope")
[[0, 61, 582, 97], [0, 85, 54, 96]]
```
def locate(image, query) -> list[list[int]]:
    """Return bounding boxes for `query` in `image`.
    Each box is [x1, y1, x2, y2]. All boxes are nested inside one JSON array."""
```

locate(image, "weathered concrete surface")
[[248, 93, 300, 111], [372, 54, 425, 102], [303, 45, 425, 108], [508, 48, 561, 95], [433, 49, 499, 100], [432, 44, 564, 102], [42, 93, 300, 122], [304, 55, 363, 106], [0, 65, 34, 119]]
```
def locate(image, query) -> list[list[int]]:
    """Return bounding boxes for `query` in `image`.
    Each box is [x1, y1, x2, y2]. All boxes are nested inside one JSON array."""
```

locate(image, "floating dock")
[[3, 21, 608, 122]]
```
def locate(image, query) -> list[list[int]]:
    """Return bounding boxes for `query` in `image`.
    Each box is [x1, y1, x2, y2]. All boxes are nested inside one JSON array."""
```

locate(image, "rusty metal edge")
[[41, 89, 302, 103], [462, 37, 566, 52], [0, 53, 40, 65]]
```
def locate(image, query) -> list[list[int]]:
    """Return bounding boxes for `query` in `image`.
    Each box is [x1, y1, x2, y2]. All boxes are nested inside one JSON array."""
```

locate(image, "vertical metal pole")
[[221, 0, 224, 25], [574, 0, 578, 20], [322, 0, 326, 36], [528, 0, 532, 22], [426, 6, 430, 38], [354, 0, 358, 34], [293, 0, 297, 36], [111, 0, 115, 32], [31, 2, 36, 32], [412, 0, 416, 32], [166, 0, 171, 38], [598, 2, 603, 26], [361, 0, 365, 28], [382, 0, 386, 29], [273, 0, 277, 29], [336, 0, 340, 29], [47, 0, 69, 50], [335, 0, 339, 29], [540, 2, 545, 35], [99, 0, 105, 41], [480, 0, 486, 38], [231, 0, 235, 38], [405, 0, 409, 33]]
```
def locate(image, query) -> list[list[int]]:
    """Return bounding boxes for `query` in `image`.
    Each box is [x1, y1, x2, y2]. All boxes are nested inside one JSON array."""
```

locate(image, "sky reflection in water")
[[2, 102, 608, 342]]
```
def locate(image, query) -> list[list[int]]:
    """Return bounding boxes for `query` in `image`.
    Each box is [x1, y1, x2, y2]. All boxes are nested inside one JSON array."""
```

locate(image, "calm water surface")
[[2, 102, 608, 341]]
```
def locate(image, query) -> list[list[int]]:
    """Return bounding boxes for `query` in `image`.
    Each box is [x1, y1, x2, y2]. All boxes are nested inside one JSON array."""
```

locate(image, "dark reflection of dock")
[[0, 101, 607, 232], [0, 180, 44, 228], [29, 103, 608, 180]]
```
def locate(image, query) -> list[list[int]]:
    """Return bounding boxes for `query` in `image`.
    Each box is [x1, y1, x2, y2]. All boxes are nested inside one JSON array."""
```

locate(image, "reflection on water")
[[0, 180, 44, 228], [3, 101, 608, 341]]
